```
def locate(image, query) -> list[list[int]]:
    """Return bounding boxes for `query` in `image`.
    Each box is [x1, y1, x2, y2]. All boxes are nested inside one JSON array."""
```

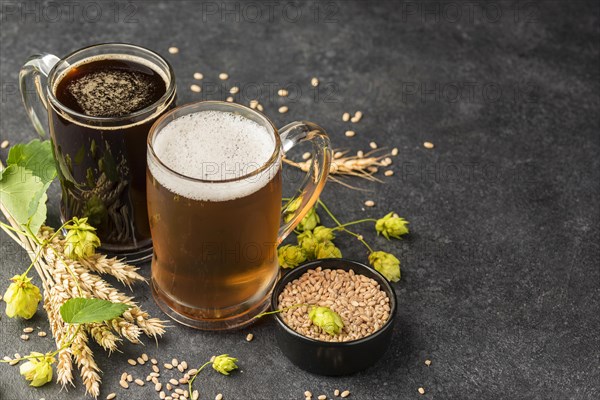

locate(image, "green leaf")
[[0, 165, 48, 234], [59, 298, 130, 324], [6, 139, 56, 184]]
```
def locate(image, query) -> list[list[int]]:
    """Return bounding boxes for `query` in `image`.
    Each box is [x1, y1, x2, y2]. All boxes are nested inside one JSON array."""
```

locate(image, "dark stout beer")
[[147, 110, 282, 323], [49, 55, 172, 253]]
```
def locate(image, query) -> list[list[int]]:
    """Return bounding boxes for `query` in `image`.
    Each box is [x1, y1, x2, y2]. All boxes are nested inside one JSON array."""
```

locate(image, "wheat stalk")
[[72, 330, 101, 398], [1, 199, 166, 397], [283, 148, 395, 189], [78, 253, 145, 287], [88, 323, 121, 353]]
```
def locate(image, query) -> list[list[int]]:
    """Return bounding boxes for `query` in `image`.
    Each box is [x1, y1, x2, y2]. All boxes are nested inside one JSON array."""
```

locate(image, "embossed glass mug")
[[147, 101, 332, 330], [19, 43, 176, 263]]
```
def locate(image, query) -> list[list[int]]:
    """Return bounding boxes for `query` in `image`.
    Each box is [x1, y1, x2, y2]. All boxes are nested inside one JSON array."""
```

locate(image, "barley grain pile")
[[278, 267, 391, 342]]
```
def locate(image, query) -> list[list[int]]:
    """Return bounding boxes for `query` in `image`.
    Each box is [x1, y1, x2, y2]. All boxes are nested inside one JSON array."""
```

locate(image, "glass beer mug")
[[146, 101, 331, 330], [19, 43, 176, 262]]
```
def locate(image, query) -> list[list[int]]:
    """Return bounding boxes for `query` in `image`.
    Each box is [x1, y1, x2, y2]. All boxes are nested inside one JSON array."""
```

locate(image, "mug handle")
[[19, 53, 61, 137], [278, 121, 332, 242]]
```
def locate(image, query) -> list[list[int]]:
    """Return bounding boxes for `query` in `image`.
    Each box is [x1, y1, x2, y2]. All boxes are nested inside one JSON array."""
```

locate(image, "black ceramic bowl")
[[271, 258, 397, 376]]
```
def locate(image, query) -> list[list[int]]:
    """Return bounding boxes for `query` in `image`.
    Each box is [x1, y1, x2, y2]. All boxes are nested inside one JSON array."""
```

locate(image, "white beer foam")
[[149, 110, 279, 202]]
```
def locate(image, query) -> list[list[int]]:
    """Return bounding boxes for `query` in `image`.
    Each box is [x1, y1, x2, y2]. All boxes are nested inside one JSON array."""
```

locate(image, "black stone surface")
[[1, 1, 599, 399]]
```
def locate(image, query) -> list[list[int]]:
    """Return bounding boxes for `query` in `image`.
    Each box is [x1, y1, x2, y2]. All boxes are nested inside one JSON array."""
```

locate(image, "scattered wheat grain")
[[351, 111, 363, 123]]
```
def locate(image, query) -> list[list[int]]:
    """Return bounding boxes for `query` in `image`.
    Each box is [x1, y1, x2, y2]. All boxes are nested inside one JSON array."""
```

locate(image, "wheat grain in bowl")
[[277, 267, 391, 342]]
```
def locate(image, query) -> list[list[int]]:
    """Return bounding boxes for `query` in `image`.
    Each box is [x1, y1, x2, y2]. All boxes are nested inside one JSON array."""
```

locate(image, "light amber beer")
[[147, 101, 332, 330], [148, 109, 281, 323]]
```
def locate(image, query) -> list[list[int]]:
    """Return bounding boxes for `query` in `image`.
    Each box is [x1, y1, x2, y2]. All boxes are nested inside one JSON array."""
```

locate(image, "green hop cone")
[[313, 226, 335, 242], [308, 306, 344, 335], [315, 241, 342, 259], [212, 354, 238, 375], [369, 251, 401, 282], [297, 230, 319, 259], [283, 197, 302, 224], [375, 212, 409, 240], [278, 245, 307, 269], [296, 207, 320, 232], [64, 217, 101, 260], [19, 352, 55, 387], [4, 274, 42, 319]]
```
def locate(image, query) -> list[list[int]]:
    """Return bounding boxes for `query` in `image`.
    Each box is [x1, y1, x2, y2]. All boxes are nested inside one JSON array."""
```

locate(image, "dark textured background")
[[1, 1, 599, 399]]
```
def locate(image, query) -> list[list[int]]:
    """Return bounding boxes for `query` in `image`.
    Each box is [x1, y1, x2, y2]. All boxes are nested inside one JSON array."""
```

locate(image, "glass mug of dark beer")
[[19, 43, 176, 262], [147, 101, 332, 330]]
